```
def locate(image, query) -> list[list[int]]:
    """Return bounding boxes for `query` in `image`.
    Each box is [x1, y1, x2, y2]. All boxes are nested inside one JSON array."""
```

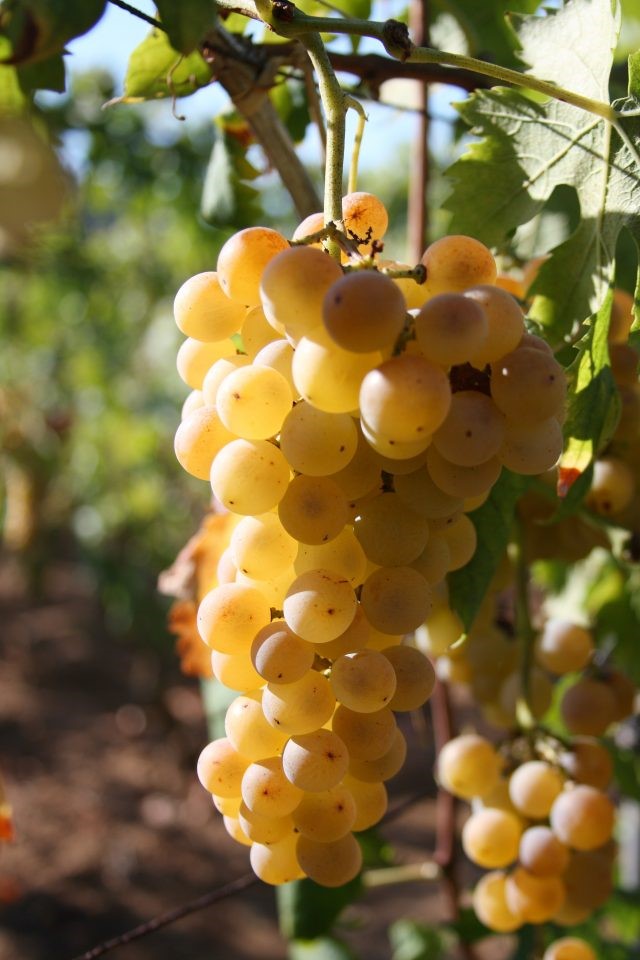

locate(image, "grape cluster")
[[438, 733, 616, 936]]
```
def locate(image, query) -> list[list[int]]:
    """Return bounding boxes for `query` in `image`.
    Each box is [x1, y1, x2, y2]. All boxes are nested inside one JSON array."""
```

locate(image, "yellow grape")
[[197, 581, 272, 653], [420, 235, 497, 297], [436, 733, 501, 800], [586, 456, 635, 516], [394, 464, 464, 520], [354, 492, 430, 566], [296, 832, 362, 887], [282, 729, 350, 791], [211, 650, 264, 691], [181, 389, 205, 420], [238, 801, 295, 844], [414, 604, 464, 656], [253, 338, 296, 393], [292, 326, 382, 414], [508, 760, 564, 819], [292, 784, 357, 841], [414, 293, 488, 366], [278, 474, 348, 546], [223, 815, 252, 847], [433, 391, 505, 467], [348, 727, 407, 782], [174, 405, 235, 481], [314, 604, 371, 659], [534, 619, 594, 675], [240, 305, 279, 358], [332, 705, 396, 761], [260, 244, 343, 342], [464, 284, 525, 368], [472, 871, 521, 933], [250, 621, 315, 684], [216, 364, 292, 439], [549, 785, 615, 850], [426, 445, 501, 499], [359, 354, 452, 445], [230, 512, 297, 580], [279, 401, 358, 476], [224, 691, 288, 761], [241, 756, 303, 817], [499, 415, 563, 475], [197, 737, 249, 798], [262, 671, 336, 736], [543, 939, 597, 960], [201, 355, 251, 406], [360, 565, 433, 635], [560, 677, 616, 736], [382, 644, 436, 711], [505, 867, 566, 923], [490, 347, 566, 424], [210, 438, 290, 514], [461, 808, 523, 868], [330, 649, 397, 713], [519, 825, 570, 877], [323, 269, 407, 352], [329, 427, 382, 500], [560, 846, 615, 912], [294, 526, 368, 587], [250, 833, 306, 885], [558, 737, 613, 790], [411, 536, 451, 584], [217, 226, 289, 305], [342, 775, 388, 830], [174, 271, 247, 341], [342, 191, 388, 246], [439, 514, 477, 571], [283, 568, 357, 644], [212, 794, 242, 817], [176, 337, 237, 390]]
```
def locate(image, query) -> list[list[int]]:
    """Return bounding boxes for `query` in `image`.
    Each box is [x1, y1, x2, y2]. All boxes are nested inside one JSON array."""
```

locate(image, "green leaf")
[[555, 293, 621, 510], [288, 938, 358, 960], [270, 79, 311, 144], [445, 0, 640, 345], [611, 740, 640, 799], [389, 920, 444, 960], [0, 0, 106, 65], [18, 52, 65, 93], [0, 37, 26, 112], [630, 49, 640, 98], [432, 0, 539, 67], [448, 469, 532, 631], [606, 890, 640, 943], [278, 876, 363, 941], [446, 908, 492, 945], [155, 0, 216, 54], [588, 562, 640, 686], [122, 29, 212, 101], [200, 118, 263, 228]]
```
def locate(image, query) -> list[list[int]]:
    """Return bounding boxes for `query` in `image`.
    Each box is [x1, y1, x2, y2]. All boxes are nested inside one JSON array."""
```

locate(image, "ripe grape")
[[238, 801, 295, 843], [323, 269, 407, 352], [282, 729, 350, 791], [560, 677, 616, 736], [382, 644, 436, 711], [462, 808, 523, 868], [472, 871, 521, 933], [519, 825, 570, 877], [259, 244, 343, 341], [436, 733, 501, 800], [217, 226, 289, 305], [360, 566, 433, 634], [174, 406, 235, 481], [558, 737, 613, 789], [262, 671, 336, 736], [241, 756, 304, 817], [508, 760, 564, 819], [490, 347, 566, 424], [342, 775, 389, 830], [211, 649, 264, 691], [174, 271, 247, 341], [225, 691, 288, 761], [216, 364, 292, 439], [549, 785, 615, 850], [197, 582, 271, 653], [414, 293, 488, 366], [296, 832, 362, 887], [542, 939, 597, 960], [586, 456, 635, 516], [250, 833, 305, 885], [250, 621, 315, 684], [278, 474, 349, 545], [359, 354, 452, 444], [330, 649, 397, 713], [332, 705, 397, 761], [197, 738, 249, 798], [348, 728, 407, 782], [342, 190, 388, 245], [292, 326, 382, 413], [292, 784, 357, 841], [420, 235, 497, 297], [464, 284, 525, 368], [426, 445, 501, 499], [279, 401, 358, 476], [433, 391, 505, 467], [505, 867, 566, 923], [294, 527, 368, 587], [230, 513, 297, 579], [283, 568, 357, 643], [354, 492, 429, 566], [534, 620, 594, 675], [176, 337, 236, 390], [210, 438, 290, 514]]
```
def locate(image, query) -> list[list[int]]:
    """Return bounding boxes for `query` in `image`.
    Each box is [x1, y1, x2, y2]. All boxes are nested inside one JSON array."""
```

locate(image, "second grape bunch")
[[172, 191, 567, 887]]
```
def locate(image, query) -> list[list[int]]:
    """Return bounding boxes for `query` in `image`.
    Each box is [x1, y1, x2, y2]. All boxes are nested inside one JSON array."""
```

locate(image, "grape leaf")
[[155, 0, 216, 55], [0, 0, 106, 65], [288, 938, 358, 960], [200, 115, 263, 228], [0, 37, 25, 112], [445, 0, 640, 346], [278, 877, 363, 941], [389, 919, 444, 960], [431, 0, 539, 67], [121, 29, 212, 102], [448, 469, 532, 631]]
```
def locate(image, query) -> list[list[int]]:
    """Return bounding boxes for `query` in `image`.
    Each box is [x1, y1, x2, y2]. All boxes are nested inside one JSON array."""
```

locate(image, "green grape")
[[238, 801, 295, 844], [461, 808, 523, 868], [560, 678, 616, 736], [342, 775, 388, 830], [330, 649, 397, 713], [433, 391, 505, 467], [283, 568, 357, 644], [490, 347, 566, 424], [217, 226, 289, 305], [293, 326, 382, 414], [360, 566, 433, 635], [292, 784, 357, 841], [508, 761, 565, 819], [426, 445, 501, 499], [176, 337, 237, 390], [382, 644, 436, 711], [414, 603, 464, 657], [499, 415, 563, 475], [505, 867, 566, 924], [414, 293, 488, 366], [295, 832, 362, 888], [211, 650, 265, 692], [549, 785, 615, 850], [558, 737, 613, 790], [332, 705, 396, 761], [436, 733, 501, 800], [230, 512, 298, 580], [216, 364, 292, 439], [278, 474, 349, 545], [348, 727, 407, 782], [262, 671, 336, 735], [411, 536, 451, 584], [250, 621, 316, 684], [197, 582, 272, 653], [394, 464, 464, 520], [174, 271, 248, 341], [197, 737, 250, 798], [259, 244, 343, 342], [224, 690, 288, 761], [472, 871, 522, 933], [294, 526, 368, 587], [210, 438, 290, 514], [282, 729, 350, 791], [439, 514, 477, 571], [241, 756, 304, 817], [543, 939, 597, 960], [534, 620, 594, 675], [250, 833, 306, 885], [279, 401, 358, 476], [420, 235, 497, 297], [359, 417, 432, 460], [323, 269, 407, 352], [354, 492, 429, 566], [463, 284, 525, 368], [359, 354, 452, 444], [329, 427, 382, 500], [174, 406, 235, 481], [519, 826, 570, 877]]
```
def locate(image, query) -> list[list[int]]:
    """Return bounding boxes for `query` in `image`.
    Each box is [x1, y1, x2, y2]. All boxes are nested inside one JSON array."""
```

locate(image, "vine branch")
[[108, 0, 164, 30]]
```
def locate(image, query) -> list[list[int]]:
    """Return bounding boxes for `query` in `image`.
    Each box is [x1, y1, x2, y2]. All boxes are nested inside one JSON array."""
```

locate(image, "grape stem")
[[346, 95, 367, 195], [514, 522, 537, 731], [362, 860, 440, 887]]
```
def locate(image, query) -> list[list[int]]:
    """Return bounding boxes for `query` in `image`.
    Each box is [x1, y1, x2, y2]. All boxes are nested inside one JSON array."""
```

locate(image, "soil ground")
[[0, 555, 504, 960]]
